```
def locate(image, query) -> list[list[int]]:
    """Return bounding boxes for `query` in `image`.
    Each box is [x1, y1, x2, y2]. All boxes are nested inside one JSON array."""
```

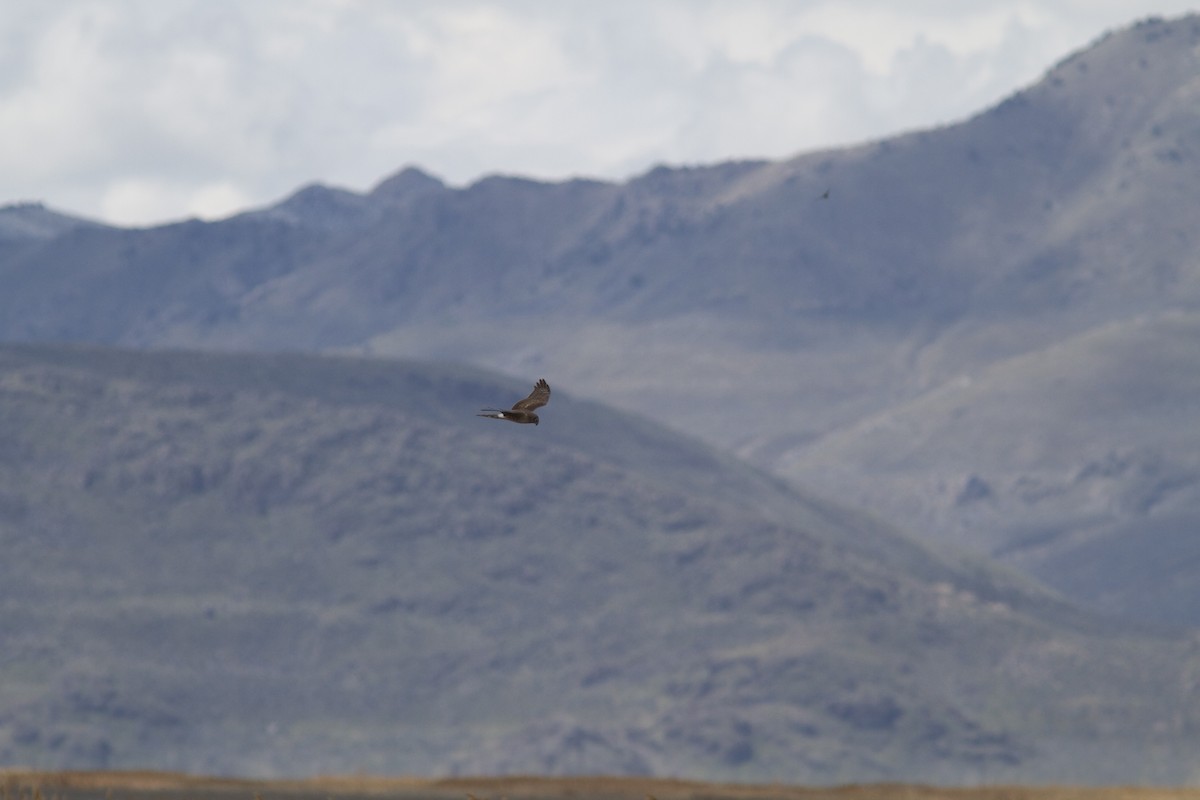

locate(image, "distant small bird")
[[820, 188, 831, 200], [477, 378, 551, 425]]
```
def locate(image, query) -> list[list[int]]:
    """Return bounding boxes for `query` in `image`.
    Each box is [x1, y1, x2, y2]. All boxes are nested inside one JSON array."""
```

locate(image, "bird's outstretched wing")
[[512, 378, 550, 411]]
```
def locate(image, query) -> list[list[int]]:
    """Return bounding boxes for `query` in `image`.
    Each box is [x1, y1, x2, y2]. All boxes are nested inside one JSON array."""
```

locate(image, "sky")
[[1, 1, 1195, 227]]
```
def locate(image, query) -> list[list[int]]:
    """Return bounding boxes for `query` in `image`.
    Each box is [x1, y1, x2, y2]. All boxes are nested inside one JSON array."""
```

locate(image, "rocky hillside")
[[2, 343, 1200, 783]]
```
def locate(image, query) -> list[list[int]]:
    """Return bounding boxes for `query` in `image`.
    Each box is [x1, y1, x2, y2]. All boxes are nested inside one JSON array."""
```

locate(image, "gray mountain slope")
[[779, 310, 1200, 627], [2, 14, 1200, 628], [3, 343, 1200, 783], [2, 17, 1197, 376]]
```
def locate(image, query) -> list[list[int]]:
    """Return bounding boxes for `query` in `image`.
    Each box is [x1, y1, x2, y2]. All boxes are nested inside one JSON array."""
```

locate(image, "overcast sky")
[[1, 1, 1195, 227]]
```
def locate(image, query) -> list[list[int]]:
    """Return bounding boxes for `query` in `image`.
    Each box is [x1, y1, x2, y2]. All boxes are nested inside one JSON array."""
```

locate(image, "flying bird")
[[477, 378, 551, 425]]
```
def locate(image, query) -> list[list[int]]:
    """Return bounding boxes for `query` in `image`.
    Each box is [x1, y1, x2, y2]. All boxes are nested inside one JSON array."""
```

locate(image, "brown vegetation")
[[3, 772, 1200, 800]]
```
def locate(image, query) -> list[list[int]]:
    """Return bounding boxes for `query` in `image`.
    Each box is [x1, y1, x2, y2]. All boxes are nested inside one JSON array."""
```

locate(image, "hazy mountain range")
[[2, 11, 1200, 783], [4, 15, 1199, 630], [2, 342, 1200, 784]]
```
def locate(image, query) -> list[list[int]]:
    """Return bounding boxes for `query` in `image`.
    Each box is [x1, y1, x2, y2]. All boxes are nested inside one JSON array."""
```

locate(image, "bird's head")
[[532, 414, 540, 426]]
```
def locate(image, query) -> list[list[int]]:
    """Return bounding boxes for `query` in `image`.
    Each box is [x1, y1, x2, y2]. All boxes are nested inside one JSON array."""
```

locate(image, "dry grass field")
[[2, 772, 1199, 800]]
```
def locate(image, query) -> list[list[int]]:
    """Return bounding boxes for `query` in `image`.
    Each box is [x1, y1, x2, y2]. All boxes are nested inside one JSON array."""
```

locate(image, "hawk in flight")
[[477, 378, 551, 425]]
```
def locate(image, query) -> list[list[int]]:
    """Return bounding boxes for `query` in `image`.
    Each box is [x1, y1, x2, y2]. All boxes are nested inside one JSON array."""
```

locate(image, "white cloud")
[[0, 1, 1193, 226], [99, 177, 254, 226]]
